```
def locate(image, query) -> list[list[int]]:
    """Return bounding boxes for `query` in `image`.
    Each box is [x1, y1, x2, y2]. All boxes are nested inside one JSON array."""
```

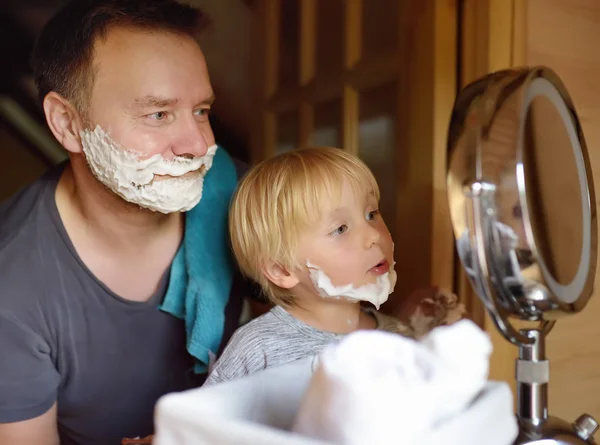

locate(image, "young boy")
[[206, 148, 458, 385]]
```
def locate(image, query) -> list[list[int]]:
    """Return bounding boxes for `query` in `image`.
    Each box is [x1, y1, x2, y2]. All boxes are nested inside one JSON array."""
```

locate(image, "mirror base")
[[515, 415, 598, 445], [515, 329, 598, 444]]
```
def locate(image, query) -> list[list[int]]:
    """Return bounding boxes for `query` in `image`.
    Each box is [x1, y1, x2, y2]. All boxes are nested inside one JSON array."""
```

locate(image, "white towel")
[[292, 320, 516, 445]]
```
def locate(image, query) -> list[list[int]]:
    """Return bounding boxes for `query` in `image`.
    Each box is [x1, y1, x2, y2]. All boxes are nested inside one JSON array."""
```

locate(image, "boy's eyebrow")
[[365, 189, 377, 204], [327, 206, 347, 216], [321, 207, 347, 225]]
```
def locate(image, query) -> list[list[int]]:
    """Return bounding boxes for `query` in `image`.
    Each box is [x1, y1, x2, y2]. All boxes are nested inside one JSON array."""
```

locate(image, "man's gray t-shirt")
[[0, 165, 246, 444], [205, 305, 414, 385]]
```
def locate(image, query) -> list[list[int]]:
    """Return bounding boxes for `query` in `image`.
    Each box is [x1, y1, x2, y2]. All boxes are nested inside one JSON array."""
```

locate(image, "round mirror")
[[447, 67, 597, 343], [520, 79, 589, 304]]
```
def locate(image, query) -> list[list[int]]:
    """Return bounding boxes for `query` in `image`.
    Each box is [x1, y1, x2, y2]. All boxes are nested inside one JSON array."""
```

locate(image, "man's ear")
[[262, 261, 300, 289], [43, 92, 85, 154]]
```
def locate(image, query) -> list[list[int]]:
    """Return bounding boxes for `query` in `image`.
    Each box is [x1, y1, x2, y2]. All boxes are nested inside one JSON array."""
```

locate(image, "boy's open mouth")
[[370, 260, 390, 275]]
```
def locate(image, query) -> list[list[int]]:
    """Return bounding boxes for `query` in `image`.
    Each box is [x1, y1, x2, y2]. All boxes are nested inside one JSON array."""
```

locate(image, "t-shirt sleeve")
[[205, 327, 268, 386], [0, 311, 60, 423]]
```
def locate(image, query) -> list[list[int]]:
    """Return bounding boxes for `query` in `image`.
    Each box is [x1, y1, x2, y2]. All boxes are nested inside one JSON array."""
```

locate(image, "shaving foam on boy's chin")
[[306, 261, 397, 310]]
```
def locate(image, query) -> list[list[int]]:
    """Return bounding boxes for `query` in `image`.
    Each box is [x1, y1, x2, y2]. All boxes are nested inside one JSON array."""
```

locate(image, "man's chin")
[[84, 162, 205, 214]]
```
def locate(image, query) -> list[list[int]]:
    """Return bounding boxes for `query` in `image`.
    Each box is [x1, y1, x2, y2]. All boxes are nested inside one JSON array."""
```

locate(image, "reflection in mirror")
[[523, 95, 583, 286]]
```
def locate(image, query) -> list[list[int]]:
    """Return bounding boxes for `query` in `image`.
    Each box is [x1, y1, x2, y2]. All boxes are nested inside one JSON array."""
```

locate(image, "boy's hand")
[[394, 287, 467, 338]]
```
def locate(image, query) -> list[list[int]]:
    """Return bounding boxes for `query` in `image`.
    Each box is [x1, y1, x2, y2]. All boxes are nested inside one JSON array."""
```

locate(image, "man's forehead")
[[90, 26, 212, 106], [93, 25, 206, 70], [96, 24, 198, 48]]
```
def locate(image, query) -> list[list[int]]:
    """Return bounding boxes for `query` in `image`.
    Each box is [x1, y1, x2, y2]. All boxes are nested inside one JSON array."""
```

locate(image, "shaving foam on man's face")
[[295, 181, 396, 309], [77, 26, 217, 214], [80, 125, 217, 213]]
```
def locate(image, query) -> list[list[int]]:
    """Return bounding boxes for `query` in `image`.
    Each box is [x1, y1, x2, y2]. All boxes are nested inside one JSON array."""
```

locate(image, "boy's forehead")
[[340, 182, 376, 203], [320, 187, 377, 216]]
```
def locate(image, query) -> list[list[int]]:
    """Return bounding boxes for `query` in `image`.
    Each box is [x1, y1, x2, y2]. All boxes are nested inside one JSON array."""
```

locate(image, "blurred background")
[[2, 0, 600, 424]]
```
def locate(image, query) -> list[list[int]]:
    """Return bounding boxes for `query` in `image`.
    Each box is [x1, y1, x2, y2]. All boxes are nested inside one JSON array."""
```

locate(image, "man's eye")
[[148, 111, 168, 120], [194, 108, 211, 117]]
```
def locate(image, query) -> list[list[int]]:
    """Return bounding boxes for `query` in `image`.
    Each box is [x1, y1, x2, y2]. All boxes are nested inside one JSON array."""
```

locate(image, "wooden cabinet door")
[[251, 0, 457, 313]]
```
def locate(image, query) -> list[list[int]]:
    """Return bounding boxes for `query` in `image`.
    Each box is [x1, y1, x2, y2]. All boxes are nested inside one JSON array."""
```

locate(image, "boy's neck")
[[285, 299, 377, 334]]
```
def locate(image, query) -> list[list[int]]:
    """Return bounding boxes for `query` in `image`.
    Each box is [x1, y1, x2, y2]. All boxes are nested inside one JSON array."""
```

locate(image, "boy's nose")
[[364, 223, 381, 248]]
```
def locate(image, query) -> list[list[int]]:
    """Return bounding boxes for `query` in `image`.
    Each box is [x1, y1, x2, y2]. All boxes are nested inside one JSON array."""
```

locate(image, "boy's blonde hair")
[[229, 147, 380, 306]]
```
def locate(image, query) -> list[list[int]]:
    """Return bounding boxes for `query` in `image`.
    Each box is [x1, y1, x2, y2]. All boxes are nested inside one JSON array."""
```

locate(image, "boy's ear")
[[262, 261, 299, 289]]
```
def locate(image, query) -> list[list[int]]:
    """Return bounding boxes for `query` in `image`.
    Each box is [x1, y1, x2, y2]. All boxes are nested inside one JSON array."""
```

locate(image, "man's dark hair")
[[31, 0, 209, 113]]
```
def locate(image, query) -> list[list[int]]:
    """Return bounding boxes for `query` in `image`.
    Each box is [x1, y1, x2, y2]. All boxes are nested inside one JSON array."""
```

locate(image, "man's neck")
[[57, 159, 183, 251], [286, 295, 376, 334], [54, 159, 184, 302]]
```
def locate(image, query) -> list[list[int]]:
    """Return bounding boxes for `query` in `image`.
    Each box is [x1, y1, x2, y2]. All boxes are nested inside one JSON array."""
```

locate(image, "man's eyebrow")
[[199, 94, 216, 106], [133, 96, 179, 108]]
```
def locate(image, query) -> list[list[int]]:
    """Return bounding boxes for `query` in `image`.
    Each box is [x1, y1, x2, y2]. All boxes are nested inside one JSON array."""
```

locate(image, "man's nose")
[[172, 117, 211, 158]]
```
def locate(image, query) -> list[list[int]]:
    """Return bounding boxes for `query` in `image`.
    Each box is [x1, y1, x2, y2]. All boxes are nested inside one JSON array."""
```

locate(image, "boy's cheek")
[[381, 237, 395, 264]]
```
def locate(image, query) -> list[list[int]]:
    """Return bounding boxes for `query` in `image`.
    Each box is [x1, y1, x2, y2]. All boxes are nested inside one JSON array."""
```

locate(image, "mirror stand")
[[447, 66, 600, 445], [515, 328, 598, 444]]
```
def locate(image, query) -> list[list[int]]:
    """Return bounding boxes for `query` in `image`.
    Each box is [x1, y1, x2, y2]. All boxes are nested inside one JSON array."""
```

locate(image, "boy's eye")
[[367, 209, 380, 221], [332, 224, 348, 236]]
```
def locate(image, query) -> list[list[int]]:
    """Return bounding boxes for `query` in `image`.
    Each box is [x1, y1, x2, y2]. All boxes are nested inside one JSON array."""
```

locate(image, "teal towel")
[[160, 146, 238, 374]]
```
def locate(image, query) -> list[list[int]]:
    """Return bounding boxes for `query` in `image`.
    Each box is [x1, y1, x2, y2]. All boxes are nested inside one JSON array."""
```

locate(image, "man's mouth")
[[369, 259, 390, 276], [153, 165, 205, 182]]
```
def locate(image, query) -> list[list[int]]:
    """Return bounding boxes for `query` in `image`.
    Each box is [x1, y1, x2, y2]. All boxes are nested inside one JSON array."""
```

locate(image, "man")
[[0, 1, 255, 444]]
